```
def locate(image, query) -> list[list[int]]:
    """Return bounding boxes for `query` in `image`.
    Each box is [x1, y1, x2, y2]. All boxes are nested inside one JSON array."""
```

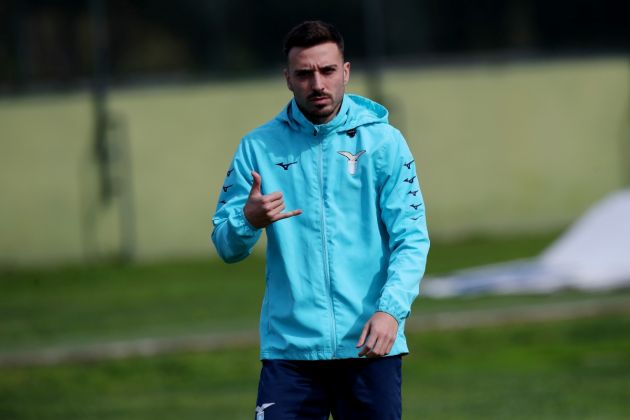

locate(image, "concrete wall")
[[1, 57, 628, 266], [387, 58, 629, 235]]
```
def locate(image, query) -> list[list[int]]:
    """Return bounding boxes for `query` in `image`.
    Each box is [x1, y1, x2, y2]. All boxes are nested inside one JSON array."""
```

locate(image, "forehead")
[[287, 42, 344, 69]]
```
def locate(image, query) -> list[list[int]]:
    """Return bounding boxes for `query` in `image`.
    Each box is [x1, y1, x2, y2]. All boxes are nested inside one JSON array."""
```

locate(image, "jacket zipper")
[[318, 134, 337, 358]]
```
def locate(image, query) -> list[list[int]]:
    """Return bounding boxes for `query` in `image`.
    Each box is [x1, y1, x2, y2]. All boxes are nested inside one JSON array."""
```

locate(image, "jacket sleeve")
[[375, 129, 430, 323], [211, 138, 262, 263]]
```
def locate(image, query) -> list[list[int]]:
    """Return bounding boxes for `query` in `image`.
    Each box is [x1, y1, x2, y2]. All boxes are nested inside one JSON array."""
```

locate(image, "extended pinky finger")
[[272, 209, 302, 221]]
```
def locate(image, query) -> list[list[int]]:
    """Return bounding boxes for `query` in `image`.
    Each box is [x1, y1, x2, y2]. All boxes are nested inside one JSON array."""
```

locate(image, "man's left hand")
[[356, 311, 398, 358]]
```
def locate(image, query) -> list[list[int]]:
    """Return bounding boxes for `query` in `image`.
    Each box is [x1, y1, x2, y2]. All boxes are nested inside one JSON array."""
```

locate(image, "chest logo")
[[276, 161, 298, 170], [337, 150, 366, 175]]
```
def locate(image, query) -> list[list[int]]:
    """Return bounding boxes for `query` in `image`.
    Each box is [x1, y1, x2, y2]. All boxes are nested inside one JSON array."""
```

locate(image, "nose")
[[311, 72, 324, 91]]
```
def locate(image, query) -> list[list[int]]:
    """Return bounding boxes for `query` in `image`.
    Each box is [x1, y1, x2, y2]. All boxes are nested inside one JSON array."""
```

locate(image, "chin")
[[314, 113, 335, 123], [314, 106, 334, 117]]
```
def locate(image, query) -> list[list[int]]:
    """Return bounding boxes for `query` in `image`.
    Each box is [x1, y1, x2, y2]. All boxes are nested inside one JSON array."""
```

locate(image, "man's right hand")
[[244, 171, 302, 229]]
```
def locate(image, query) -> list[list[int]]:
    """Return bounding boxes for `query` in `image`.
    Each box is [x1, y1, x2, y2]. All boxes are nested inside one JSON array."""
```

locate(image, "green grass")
[[1, 315, 629, 419], [404, 314, 630, 419], [0, 257, 265, 351], [4, 232, 630, 418], [425, 231, 560, 275], [0, 233, 560, 351]]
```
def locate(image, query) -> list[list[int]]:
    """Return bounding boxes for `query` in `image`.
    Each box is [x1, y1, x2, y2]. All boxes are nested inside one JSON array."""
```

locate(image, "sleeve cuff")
[[231, 208, 261, 237], [377, 298, 410, 324]]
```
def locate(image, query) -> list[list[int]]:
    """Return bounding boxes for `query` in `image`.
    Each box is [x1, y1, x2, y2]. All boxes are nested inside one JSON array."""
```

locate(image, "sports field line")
[[2, 293, 629, 368]]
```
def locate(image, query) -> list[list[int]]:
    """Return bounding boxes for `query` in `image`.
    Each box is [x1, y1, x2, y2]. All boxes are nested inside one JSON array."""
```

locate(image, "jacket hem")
[[260, 346, 409, 361]]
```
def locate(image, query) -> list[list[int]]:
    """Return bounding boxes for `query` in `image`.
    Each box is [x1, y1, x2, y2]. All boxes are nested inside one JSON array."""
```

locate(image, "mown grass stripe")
[[3, 293, 629, 368]]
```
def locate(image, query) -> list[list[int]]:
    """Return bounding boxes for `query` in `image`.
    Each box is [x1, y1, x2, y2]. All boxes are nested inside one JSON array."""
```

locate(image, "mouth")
[[308, 94, 330, 105]]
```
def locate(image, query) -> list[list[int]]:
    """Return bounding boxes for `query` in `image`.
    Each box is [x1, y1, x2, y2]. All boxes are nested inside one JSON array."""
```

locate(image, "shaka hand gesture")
[[244, 171, 302, 228]]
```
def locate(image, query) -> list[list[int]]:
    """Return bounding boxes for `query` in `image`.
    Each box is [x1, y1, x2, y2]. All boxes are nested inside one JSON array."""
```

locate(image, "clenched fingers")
[[361, 333, 395, 358], [262, 191, 283, 202], [356, 312, 399, 358]]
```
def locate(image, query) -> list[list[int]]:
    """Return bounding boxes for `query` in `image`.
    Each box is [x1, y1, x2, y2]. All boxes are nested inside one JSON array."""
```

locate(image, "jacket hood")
[[276, 94, 389, 136]]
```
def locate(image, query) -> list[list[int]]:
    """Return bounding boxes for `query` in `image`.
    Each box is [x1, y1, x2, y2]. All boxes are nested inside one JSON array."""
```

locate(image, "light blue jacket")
[[212, 94, 429, 360]]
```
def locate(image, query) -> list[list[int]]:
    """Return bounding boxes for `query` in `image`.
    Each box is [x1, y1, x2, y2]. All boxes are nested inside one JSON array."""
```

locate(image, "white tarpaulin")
[[422, 189, 630, 297]]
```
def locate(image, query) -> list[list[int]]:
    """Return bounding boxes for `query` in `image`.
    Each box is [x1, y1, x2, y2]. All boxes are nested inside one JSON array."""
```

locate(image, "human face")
[[285, 42, 350, 125]]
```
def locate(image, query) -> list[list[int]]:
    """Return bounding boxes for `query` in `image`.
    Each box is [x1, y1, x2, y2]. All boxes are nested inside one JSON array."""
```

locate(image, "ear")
[[284, 68, 294, 92], [343, 62, 351, 86]]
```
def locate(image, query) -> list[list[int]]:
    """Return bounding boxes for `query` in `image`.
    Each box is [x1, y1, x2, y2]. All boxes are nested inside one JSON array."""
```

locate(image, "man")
[[212, 20, 429, 420]]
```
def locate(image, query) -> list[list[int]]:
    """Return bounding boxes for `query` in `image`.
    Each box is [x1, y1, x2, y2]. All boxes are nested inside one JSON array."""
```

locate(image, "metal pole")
[[363, 0, 386, 104], [87, 0, 135, 262], [90, 0, 112, 203]]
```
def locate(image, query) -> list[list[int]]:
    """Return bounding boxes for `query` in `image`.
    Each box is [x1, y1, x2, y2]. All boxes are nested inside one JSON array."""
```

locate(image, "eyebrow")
[[293, 64, 338, 74]]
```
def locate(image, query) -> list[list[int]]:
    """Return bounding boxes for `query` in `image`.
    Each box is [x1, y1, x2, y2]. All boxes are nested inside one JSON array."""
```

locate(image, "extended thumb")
[[250, 171, 262, 193]]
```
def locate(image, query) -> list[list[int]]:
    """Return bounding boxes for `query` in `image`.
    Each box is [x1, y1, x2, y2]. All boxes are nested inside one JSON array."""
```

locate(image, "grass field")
[[2, 232, 630, 419], [1, 315, 629, 419], [0, 232, 560, 352]]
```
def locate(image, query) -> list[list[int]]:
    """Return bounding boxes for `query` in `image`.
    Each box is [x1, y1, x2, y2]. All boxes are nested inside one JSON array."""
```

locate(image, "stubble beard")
[[303, 95, 341, 124]]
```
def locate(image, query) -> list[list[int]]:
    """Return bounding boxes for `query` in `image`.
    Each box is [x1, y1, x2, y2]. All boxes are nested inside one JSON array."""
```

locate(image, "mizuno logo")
[[222, 184, 233, 192], [276, 161, 298, 170], [226, 168, 234, 177], [410, 203, 421, 210], [403, 176, 416, 184], [403, 159, 415, 169], [338, 150, 366, 175], [408, 190, 418, 196], [256, 403, 276, 420]]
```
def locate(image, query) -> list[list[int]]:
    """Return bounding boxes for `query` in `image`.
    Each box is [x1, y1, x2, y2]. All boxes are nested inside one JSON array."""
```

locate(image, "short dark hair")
[[282, 20, 345, 58]]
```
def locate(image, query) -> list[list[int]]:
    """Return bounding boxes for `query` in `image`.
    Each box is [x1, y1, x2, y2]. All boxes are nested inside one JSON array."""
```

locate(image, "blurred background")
[[1, 1, 629, 419]]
